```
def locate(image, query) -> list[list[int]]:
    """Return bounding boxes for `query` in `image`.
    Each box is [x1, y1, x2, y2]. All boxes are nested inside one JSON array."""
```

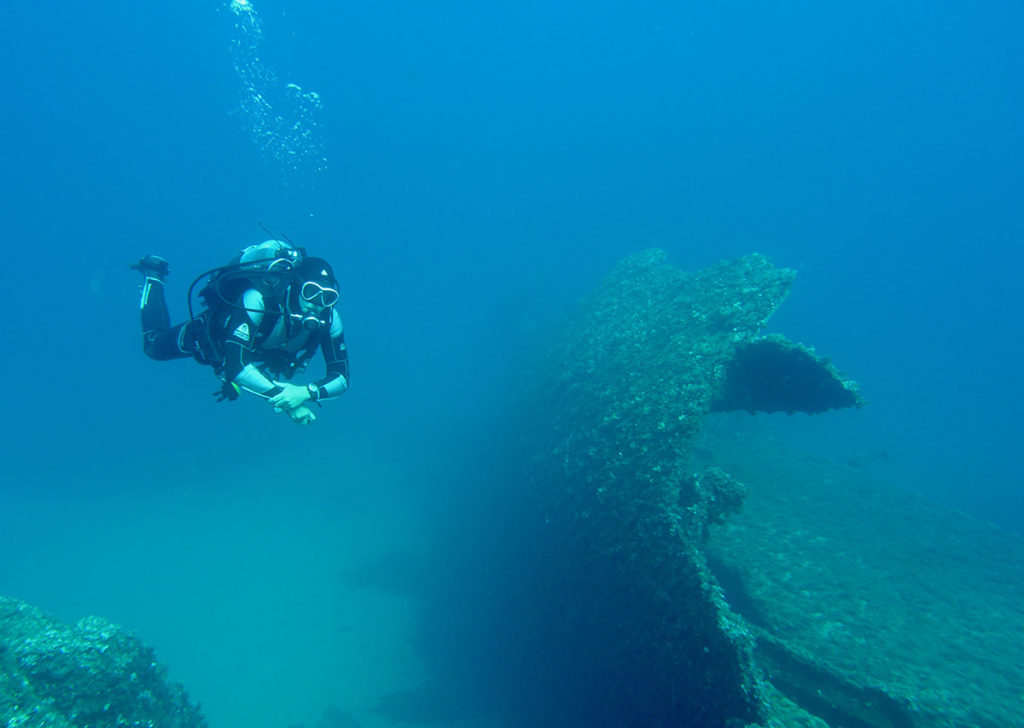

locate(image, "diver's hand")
[[269, 382, 310, 411], [286, 404, 317, 426]]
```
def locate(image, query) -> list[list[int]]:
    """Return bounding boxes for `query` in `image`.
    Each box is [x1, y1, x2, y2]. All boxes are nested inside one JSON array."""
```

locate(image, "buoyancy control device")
[[186, 240, 308, 369]]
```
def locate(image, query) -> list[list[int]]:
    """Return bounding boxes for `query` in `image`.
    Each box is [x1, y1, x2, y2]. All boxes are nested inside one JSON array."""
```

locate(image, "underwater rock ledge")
[[0, 596, 206, 728]]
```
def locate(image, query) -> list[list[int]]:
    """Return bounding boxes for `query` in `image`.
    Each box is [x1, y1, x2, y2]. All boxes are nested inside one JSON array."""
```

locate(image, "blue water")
[[1, 2, 1021, 726]]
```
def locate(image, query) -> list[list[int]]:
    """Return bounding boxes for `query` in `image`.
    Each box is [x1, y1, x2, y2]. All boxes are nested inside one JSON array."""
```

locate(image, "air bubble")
[[227, 0, 327, 182]]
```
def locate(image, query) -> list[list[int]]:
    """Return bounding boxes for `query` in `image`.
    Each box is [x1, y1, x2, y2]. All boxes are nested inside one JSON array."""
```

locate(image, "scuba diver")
[[130, 240, 349, 425]]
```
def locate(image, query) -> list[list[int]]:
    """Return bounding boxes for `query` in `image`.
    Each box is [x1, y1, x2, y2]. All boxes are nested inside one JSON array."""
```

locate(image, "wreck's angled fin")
[[711, 335, 865, 414]]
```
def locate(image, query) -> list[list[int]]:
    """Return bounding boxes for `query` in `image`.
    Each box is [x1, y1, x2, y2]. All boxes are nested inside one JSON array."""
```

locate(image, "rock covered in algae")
[[0, 596, 205, 728]]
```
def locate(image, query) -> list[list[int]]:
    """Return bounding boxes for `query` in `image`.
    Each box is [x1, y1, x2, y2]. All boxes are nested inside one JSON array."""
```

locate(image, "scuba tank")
[[188, 240, 306, 322], [236, 239, 304, 267], [186, 240, 308, 368], [199, 240, 305, 312]]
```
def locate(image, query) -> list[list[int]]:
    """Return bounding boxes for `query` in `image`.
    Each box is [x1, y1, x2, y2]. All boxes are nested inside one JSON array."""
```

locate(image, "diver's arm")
[[234, 364, 284, 399], [308, 309, 349, 401], [220, 289, 285, 399]]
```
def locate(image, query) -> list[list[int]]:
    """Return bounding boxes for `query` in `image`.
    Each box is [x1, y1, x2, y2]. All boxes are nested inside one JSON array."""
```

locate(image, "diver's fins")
[[128, 254, 170, 281]]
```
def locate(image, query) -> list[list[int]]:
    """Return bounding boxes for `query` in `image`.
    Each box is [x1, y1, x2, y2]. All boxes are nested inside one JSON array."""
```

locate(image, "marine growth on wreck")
[[411, 249, 865, 727]]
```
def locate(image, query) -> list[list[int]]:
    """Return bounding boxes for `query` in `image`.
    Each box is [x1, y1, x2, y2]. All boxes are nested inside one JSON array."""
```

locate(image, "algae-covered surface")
[[404, 249, 866, 727], [701, 425, 1024, 728], [483, 247, 1015, 727], [512, 249, 830, 726], [0, 596, 206, 728]]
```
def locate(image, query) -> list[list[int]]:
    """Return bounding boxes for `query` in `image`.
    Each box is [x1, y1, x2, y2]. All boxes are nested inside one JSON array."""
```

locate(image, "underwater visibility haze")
[[0, 1, 1022, 727]]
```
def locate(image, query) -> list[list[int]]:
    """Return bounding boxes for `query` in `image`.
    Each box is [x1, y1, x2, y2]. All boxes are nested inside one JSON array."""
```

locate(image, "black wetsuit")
[[140, 276, 349, 401]]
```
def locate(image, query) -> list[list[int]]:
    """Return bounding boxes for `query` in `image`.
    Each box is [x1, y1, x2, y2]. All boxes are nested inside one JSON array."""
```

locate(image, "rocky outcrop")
[[0, 597, 206, 728]]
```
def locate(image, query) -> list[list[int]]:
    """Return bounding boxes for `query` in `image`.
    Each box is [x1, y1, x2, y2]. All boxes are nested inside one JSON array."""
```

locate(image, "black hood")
[[298, 256, 337, 288]]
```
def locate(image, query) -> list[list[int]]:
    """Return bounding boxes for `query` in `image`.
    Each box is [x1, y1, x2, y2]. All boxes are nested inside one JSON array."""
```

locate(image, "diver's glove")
[[286, 405, 317, 426], [269, 382, 311, 411], [214, 381, 241, 402]]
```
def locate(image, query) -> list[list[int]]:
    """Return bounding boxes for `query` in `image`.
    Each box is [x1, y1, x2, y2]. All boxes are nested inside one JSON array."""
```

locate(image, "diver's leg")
[[131, 255, 192, 361], [140, 275, 169, 334]]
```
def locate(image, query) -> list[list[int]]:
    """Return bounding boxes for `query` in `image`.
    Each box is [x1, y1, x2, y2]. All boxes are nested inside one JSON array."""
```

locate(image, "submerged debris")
[[412, 249, 863, 727]]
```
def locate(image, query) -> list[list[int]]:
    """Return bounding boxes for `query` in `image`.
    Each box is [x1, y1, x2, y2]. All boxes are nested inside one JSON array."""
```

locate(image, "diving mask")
[[300, 280, 339, 308]]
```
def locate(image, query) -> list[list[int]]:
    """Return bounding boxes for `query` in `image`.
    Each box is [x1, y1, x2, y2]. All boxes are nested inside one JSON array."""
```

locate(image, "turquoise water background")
[[1, 2, 1021, 726]]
